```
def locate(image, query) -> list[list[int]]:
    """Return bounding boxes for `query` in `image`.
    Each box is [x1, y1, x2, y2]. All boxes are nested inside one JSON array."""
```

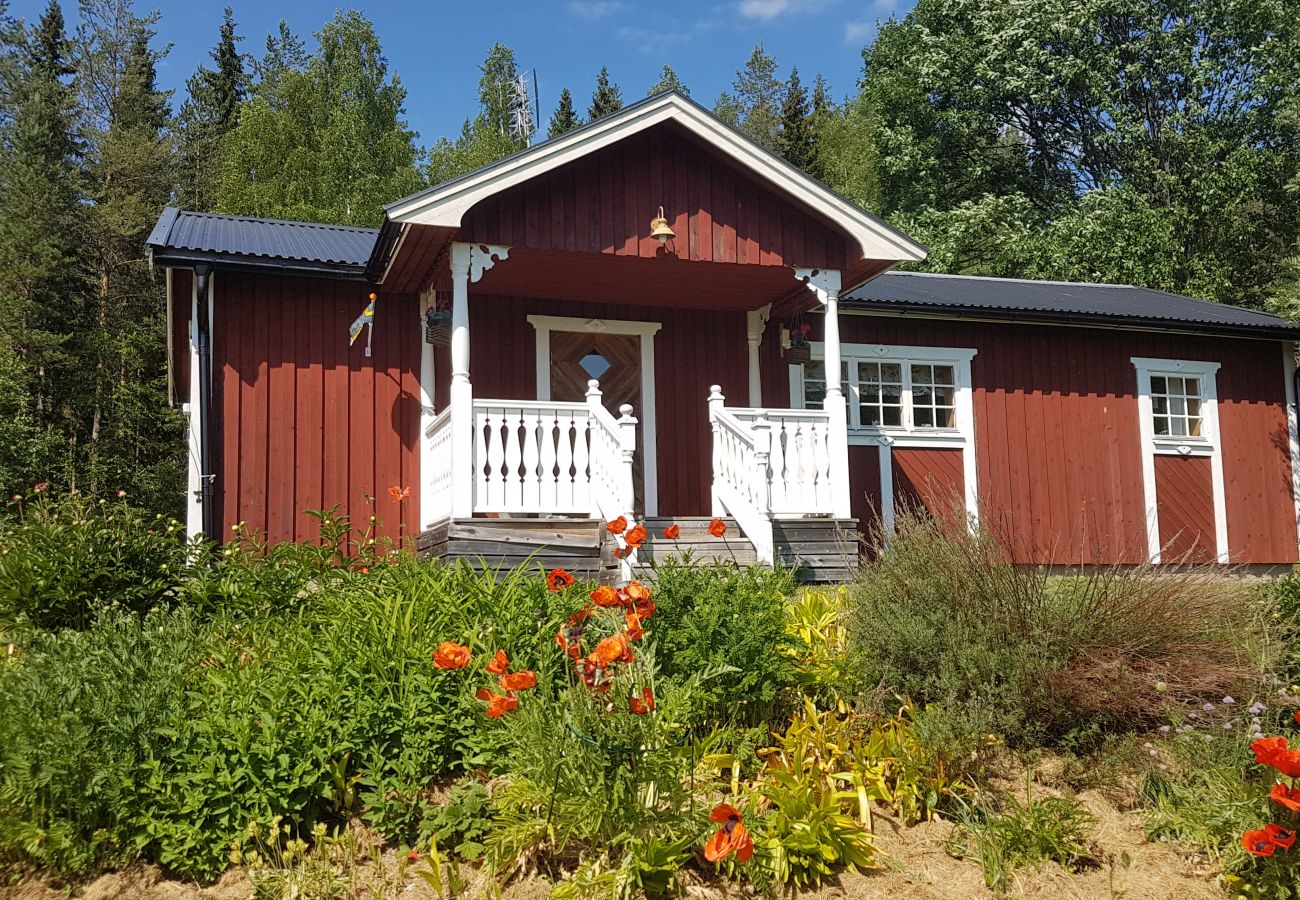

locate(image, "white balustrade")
[[728, 407, 835, 516], [424, 407, 453, 519], [423, 380, 637, 524], [708, 386, 775, 563]]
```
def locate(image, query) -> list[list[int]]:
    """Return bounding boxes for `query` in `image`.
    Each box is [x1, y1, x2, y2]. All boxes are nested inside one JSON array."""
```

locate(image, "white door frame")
[[527, 314, 662, 516]]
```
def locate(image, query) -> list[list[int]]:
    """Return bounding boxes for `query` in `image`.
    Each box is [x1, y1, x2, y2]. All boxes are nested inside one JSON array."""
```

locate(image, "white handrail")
[[587, 381, 638, 578], [708, 386, 774, 564], [728, 406, 835, 515], [471, 399, 593, 514]]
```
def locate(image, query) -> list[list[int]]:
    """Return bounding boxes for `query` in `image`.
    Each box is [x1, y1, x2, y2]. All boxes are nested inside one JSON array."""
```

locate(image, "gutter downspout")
[[194, 264, 215, 542]]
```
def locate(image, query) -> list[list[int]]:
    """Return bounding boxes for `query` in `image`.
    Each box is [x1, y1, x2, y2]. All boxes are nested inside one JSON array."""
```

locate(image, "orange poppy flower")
[[704, 804, 752, 863], [708, 518, 727, 538], [613, 547, 630, 559], [432, 641, 471, 670], [1254, 736, 1289, 766], [629, 687, 655, 715], [625, 523, 647, 548], [662, 523, 681, 539], [633, 597, 656, 621], [481, 691, 519, 719], [591, 585, 621, 607], [500, 670, 537, 691], [1271, 783, 1300, 813], [625, 581, 651, 603], [592, 633, 630, 667], [485, 649, 510, 675], [1268, 823, 1297, 850], [606, 516, 628, 534], [625, 611, 645, 641], [388, 484, 410, 502], [1243, 827, 1278, 857], [547, 568, 575, 592], [1295, 710, 1300, 725]]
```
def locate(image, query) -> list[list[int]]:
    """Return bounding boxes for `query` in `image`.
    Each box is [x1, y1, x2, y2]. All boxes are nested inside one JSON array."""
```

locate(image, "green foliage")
[[0, 608, 202, 876], [948, 781, 1099, 893], [174, 7, 246, 211], [418, 781, 493, 861], [752, 771, 875, 887], [647, 64, 688, 97], [775, 67, 814, 171], [425, 44, 528, 186], [844, 511, 1256, 745], [215, 10, 424, 226], [548, 87, 581, 138], [714, 44, 783, 149], [587, 65, 623, 120], [861, 0, 1300, 307], [649, 557, 798, 724], [0, 489, 189, 633]]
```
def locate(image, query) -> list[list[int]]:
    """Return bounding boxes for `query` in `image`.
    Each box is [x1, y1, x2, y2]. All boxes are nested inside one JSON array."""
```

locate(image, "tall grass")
[[845, 509, 1263, 745]]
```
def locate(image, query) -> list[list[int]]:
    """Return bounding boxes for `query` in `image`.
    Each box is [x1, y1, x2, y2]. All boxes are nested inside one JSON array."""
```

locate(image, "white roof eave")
[[386, 94, 925, 264]]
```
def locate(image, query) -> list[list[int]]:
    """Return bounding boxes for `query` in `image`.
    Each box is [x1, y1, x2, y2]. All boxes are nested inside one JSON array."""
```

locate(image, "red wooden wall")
[[893, 448, 965, 519], [762, 314, 1297, 565], [211, 272, 421, 545], [1155, 455, 1217, 563], [458, 123, 852, 271], [169, 269, 193, 405], [467, 294, 749, 517]]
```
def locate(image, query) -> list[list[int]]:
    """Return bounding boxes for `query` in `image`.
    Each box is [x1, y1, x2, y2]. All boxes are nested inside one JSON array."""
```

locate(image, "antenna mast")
[[509, 69, 539, 143]]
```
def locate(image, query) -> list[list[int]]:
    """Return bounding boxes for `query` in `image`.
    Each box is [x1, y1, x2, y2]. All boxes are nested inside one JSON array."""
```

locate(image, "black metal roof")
[[147, 208, 379, 279], [844, 271, 1300, 340]]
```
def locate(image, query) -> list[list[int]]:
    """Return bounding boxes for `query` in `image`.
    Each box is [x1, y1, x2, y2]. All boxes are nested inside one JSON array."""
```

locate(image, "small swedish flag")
[[350, 292, 377, 354]]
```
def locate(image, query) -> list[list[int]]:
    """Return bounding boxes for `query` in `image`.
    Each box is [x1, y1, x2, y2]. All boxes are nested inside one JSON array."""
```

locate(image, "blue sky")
[[11, 0, 914, 144]]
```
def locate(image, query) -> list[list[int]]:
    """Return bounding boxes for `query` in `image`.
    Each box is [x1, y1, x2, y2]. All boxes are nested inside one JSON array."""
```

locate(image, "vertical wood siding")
[[893, 448, 965, 520], [458, 124, 852, 271], [767, 315, 1296, 565], [848, 445, 882, 531], [467, 293, 748, 516], [1155, 455, 1217, 563], [212, 272, 421, 544], [168, 269, 194, 405]]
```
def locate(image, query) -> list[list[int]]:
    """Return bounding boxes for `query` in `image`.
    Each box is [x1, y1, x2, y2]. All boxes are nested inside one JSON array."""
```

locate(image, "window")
[[1148, 374, 1202, 437], [797, 355, 960, 431]]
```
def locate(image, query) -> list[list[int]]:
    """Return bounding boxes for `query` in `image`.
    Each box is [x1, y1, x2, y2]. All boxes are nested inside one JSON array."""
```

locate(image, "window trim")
[[1131, 356, 1227, 563], [791, 342, 979, 530]]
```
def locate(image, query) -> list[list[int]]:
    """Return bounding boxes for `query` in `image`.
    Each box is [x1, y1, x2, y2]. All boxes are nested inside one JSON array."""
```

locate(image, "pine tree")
[[426, 44, 528, 185], [548, 87, 581, 137], [714, 45, 783, 150], [478, 42, 523, 139], [647, 64, 688, 96], [175, 7, 245, 210], [74, 1, 184, 510], [588, 66, 622, 120], [0, 0, 86, 494], [775, 67, 814, 170]]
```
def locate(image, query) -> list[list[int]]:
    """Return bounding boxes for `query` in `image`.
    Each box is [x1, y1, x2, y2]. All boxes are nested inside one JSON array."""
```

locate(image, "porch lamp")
[[650, 207, 675, 244]]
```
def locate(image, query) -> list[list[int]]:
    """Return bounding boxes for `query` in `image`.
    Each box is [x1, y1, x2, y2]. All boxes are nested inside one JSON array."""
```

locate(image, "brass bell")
[[649, 206, 675, 244]]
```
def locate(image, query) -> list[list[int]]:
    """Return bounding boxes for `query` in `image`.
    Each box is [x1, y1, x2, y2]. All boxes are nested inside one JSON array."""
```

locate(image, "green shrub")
[[418, 782, 493, 861], [0, 609, 202, 876], [948, 777, 1098, 893], [845, 510, 1258, 746], [0, 489, 190, 633], [648, 557, 798, 725]]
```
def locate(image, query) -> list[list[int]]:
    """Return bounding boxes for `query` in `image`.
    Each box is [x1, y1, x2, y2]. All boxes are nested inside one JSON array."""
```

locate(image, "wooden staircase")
[[415, 515, 860, 584]]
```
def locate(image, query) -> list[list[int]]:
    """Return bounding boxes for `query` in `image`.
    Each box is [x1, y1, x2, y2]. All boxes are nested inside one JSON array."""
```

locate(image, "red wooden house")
[[148, 92, 1300, 577]]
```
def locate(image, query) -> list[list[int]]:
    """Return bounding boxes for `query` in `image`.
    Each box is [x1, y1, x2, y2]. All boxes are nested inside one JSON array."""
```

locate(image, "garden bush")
[[0, 488, 191, 633], [845, 509, 1260, 745], [0, 609, 203, 875], [648, 557, 798, 725]]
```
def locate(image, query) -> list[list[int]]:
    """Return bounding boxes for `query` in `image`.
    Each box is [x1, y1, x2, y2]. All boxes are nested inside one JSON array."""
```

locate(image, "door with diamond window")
[[549, 331, 645, 512]]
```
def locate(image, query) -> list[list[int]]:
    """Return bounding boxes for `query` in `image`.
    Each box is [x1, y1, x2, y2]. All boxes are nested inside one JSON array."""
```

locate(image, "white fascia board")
[[386, 94, 926, 264]]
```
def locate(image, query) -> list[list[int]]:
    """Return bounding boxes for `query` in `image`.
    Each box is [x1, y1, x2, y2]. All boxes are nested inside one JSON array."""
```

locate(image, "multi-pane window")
[[800, 357, 959, 431], [1149, 374, 1203, 438]]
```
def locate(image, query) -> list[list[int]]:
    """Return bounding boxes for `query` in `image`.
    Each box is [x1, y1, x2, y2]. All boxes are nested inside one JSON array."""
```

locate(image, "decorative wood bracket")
[[793, 267, 842, 301], [468, 244, 510, 283], [746, 303, 772, 342]]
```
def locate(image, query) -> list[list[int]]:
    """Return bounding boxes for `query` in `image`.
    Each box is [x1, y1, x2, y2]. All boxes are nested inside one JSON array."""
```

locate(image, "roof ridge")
[[175, 208, 380, 234], [887, 271, 1138, 290]]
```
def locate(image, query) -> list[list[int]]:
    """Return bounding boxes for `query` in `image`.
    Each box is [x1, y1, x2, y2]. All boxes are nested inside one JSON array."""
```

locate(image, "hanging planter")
[[425, 308, 452, 347], [783, 317, 812, 364]]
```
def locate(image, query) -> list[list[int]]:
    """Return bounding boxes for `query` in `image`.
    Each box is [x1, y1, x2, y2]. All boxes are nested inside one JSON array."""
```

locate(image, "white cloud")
[[843, 0, 901, 45], [567, 1, 628, 19], [617, 17, 719, 54], [737, 0, 834, 23]]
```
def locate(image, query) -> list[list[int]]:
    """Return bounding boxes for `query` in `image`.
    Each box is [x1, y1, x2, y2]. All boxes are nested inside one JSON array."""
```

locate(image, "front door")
[[549, 331, 646, 513]]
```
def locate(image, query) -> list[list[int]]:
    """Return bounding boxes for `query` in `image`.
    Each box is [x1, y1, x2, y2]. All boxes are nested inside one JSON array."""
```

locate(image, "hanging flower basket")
[[784, 342, 811, 364], [425, 309, 452, 347]]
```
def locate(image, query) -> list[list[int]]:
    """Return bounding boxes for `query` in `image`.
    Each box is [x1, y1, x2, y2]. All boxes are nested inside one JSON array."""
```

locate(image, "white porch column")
[[796, 268, 851, 519], [418, 289, 437, 528], [448, 241, 510, 519], [746, 304, 771, 407], [707, 385, 726, 516]]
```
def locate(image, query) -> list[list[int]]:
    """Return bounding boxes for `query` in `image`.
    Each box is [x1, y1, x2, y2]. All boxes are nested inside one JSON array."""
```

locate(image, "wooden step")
[[632, 517, 758, 566], [417, 516, 621, 583]]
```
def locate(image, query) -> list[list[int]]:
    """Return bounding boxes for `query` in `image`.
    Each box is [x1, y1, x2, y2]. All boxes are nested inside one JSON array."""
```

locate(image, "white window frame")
[[791, 342, 979, 529], [1131, 356, 1227, 563]]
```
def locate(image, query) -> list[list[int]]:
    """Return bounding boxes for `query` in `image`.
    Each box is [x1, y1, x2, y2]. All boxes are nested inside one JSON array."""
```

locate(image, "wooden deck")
[[415, 515, 860, 584]]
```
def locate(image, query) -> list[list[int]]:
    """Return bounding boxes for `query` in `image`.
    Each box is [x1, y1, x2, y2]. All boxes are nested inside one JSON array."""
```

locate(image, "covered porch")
[[369, 93, 926, 576]]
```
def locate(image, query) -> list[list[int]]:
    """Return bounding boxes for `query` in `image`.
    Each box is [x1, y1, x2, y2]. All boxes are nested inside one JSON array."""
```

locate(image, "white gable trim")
[[385, 93, 926, 264]]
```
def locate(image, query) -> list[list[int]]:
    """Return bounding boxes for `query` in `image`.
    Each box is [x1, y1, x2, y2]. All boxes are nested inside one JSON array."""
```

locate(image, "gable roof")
[[844, 271, 1300, 340], [147, 208, 378, 278], [381, 91, 927, 264]]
